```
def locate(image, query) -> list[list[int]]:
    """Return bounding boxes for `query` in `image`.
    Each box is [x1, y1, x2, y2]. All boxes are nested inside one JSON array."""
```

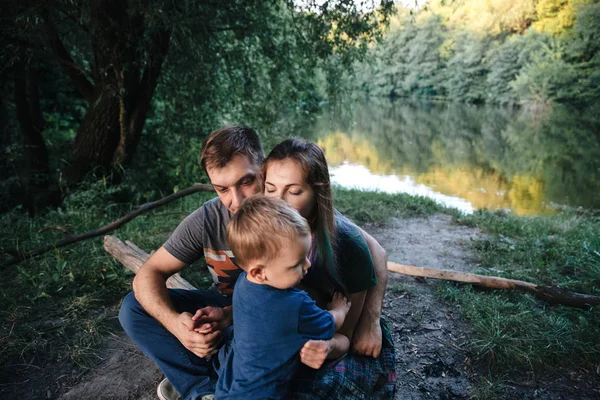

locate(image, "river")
[[298, 99, 600, 215]]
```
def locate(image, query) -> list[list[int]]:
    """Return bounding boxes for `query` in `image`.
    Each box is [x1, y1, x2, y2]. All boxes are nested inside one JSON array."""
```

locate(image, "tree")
[[511, 37, 579, 104], [444, 31, 491, 103], [486, 30, 548, 104], [1, 0, 395, 208]]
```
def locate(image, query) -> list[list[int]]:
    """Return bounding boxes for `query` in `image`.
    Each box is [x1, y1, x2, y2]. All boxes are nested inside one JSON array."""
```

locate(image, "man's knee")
[[118, 291, 142, 333]]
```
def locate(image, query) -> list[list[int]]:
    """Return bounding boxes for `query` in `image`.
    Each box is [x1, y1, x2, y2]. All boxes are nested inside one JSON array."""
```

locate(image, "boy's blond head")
[[227, 195, 310, 268]]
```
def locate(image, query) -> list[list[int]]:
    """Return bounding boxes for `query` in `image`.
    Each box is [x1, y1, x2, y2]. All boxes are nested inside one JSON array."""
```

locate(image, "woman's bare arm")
[[353, 226, 388, 357]]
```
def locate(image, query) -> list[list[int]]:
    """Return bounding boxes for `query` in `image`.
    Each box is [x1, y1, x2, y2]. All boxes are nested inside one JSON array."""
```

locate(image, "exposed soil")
[[373, 215, 481, 399], [4, 214, 599, 399]]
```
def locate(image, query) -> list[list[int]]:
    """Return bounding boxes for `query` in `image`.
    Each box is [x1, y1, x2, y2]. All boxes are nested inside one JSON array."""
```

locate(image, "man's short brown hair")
[[200, 125, 264, 172], [227, 195, 310, 268]]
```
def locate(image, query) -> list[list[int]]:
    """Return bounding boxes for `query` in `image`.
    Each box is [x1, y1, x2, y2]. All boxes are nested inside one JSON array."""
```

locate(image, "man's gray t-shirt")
[[163, 197, 242, 295]]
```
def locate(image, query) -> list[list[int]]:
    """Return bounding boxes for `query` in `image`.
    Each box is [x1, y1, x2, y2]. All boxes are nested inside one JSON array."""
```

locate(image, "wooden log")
[[387, 262, 538, 290], [103, 235, 600, 308], [104, 235, 196, 290], [387, 261, 600, 308]]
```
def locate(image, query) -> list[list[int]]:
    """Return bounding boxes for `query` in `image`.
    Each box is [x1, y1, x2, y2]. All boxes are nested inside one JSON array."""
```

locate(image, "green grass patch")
[[443, 209, 600, 373], [387, 282, 413, 296], [333, 186, 454, 223], [0, 183, 216, 375], [471, 377, 505, 400]]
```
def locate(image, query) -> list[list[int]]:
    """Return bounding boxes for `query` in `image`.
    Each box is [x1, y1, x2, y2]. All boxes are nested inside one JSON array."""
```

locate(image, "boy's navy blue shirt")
[[215, 272, 335, 399]]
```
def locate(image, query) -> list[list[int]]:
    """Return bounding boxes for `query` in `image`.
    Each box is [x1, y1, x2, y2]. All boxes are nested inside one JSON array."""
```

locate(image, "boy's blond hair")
[[227, 195, 310, 268]]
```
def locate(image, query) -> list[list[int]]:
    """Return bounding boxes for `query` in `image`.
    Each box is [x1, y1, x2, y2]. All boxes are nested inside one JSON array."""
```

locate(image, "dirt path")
[[11, 214, 596, 399], [371, 215, 482, 399]]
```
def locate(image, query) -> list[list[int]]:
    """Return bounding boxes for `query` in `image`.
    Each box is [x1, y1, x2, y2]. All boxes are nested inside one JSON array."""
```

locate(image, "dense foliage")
[[0, 0, 394, 213], [356, 0, 600, 105]]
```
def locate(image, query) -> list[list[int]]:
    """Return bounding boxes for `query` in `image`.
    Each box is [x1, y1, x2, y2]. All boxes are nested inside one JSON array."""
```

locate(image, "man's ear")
[[248, 263, 267, 283]]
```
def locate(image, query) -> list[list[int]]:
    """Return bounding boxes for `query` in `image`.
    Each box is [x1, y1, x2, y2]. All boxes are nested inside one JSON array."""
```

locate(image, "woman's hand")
[[351, 316, 382, 357], [327, 292, 351, 313], [327, 292, 352, 330], [300, 339, 332, 369]]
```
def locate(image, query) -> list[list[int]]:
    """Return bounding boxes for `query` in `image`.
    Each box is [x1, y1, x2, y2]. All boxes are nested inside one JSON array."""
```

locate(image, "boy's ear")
[[248, 263, 267, 282]]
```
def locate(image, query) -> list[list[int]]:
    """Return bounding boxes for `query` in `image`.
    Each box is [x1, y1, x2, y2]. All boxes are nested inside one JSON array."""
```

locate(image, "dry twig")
[[2, 183, 214, 268]]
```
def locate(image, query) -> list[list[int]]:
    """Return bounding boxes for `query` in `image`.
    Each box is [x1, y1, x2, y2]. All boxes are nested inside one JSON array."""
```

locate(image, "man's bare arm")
[[133, 246, 186, 328], [132, 247, 222, 357], [353, 226, 388, 357]]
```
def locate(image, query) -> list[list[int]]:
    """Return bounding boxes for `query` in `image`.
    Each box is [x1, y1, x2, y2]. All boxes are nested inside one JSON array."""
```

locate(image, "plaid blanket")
[[290, 318, 397, 399]]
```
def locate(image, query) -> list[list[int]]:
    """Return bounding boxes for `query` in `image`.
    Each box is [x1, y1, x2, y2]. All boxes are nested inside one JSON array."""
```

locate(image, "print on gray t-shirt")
[[163, 197, 242, 295]]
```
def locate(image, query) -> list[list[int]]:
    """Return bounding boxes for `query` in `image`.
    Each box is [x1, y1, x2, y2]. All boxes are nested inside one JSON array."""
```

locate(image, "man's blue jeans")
[[118, 288, 232, 400]]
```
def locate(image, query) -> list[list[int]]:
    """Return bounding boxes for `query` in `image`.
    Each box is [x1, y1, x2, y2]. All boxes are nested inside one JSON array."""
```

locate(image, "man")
[[119, 126, 388, 400]]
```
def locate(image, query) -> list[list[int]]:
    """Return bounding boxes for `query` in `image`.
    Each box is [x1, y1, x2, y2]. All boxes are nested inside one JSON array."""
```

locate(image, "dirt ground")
[[5, 214, 600, 399]]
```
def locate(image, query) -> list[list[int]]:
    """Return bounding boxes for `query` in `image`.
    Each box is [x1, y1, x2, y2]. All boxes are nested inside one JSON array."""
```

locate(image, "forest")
[[0, 0, 394, 214], [356, 0, 600, 106], [2, 0, 599, 215]]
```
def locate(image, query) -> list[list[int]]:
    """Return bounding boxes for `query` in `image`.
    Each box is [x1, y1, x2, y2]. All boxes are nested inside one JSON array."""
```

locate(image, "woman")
[[262, 138, 397, 399]]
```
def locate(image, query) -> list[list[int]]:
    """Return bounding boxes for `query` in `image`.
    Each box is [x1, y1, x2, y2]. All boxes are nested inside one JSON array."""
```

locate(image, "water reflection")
[[305, 99, 600, 215], [330, 163, 475, 214]]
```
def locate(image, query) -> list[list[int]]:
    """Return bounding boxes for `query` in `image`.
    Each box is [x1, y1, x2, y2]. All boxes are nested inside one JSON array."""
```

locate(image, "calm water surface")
[[299, 99, 600, 215]]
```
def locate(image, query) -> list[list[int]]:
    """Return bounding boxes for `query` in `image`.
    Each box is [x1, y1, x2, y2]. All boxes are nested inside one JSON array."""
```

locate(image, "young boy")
[[213, 195, 351, 399]]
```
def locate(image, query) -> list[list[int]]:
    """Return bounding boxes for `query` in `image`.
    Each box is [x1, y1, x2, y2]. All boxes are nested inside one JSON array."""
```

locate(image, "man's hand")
[[351, 316, 382, 357], [300, 340, 332, 369], [172, 312, 223, 358], [192, 306, 232, 333]]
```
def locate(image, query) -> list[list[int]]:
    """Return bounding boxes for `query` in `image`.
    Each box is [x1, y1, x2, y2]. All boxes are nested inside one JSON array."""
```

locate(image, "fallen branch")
[[38, 225, 74, 237], [2, 183, 214, 268], [387, 261, 600, 308], [102, 235, 600, 308], [104, 235, 195, 290]]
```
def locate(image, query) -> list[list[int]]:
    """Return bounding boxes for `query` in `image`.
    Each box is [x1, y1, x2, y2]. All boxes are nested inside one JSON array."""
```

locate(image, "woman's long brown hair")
[[262, 138, 346, 294]]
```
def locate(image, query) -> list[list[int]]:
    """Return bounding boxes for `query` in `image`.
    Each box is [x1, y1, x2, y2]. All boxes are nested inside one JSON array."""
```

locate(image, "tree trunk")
[[62, 88, 122, 183], [0, 95, 10, 181], [387, 261, 600, 308], [14, 61, 51, 214], [57, 1, 171, 184], [112, 28, 171, 168]]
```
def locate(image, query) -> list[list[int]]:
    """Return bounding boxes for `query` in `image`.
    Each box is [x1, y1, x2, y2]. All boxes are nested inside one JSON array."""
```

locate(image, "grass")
[[440, 209, 600, 373], [0, 182, 216, 377], [333, 186, 455, 224], [337, 188, 600, 376], [471, 377, 505, 400], [387, 282, 413, 296], [1, 183, 599, 387]]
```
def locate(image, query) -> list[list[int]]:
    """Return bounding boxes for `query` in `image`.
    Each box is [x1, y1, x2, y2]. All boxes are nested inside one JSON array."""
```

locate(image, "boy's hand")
[[172, 312, 222, 358], [300, 340, 332, 369], [192, 306, 232, 333], [327, 292, 351, 315]]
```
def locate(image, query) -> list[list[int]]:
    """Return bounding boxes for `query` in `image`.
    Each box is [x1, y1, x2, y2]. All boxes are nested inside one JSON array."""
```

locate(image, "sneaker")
[[157, 378, 181, 400]]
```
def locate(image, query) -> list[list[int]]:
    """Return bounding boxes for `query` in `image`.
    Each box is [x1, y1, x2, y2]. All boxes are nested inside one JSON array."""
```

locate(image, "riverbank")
[[1, 187, 599, 398]]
